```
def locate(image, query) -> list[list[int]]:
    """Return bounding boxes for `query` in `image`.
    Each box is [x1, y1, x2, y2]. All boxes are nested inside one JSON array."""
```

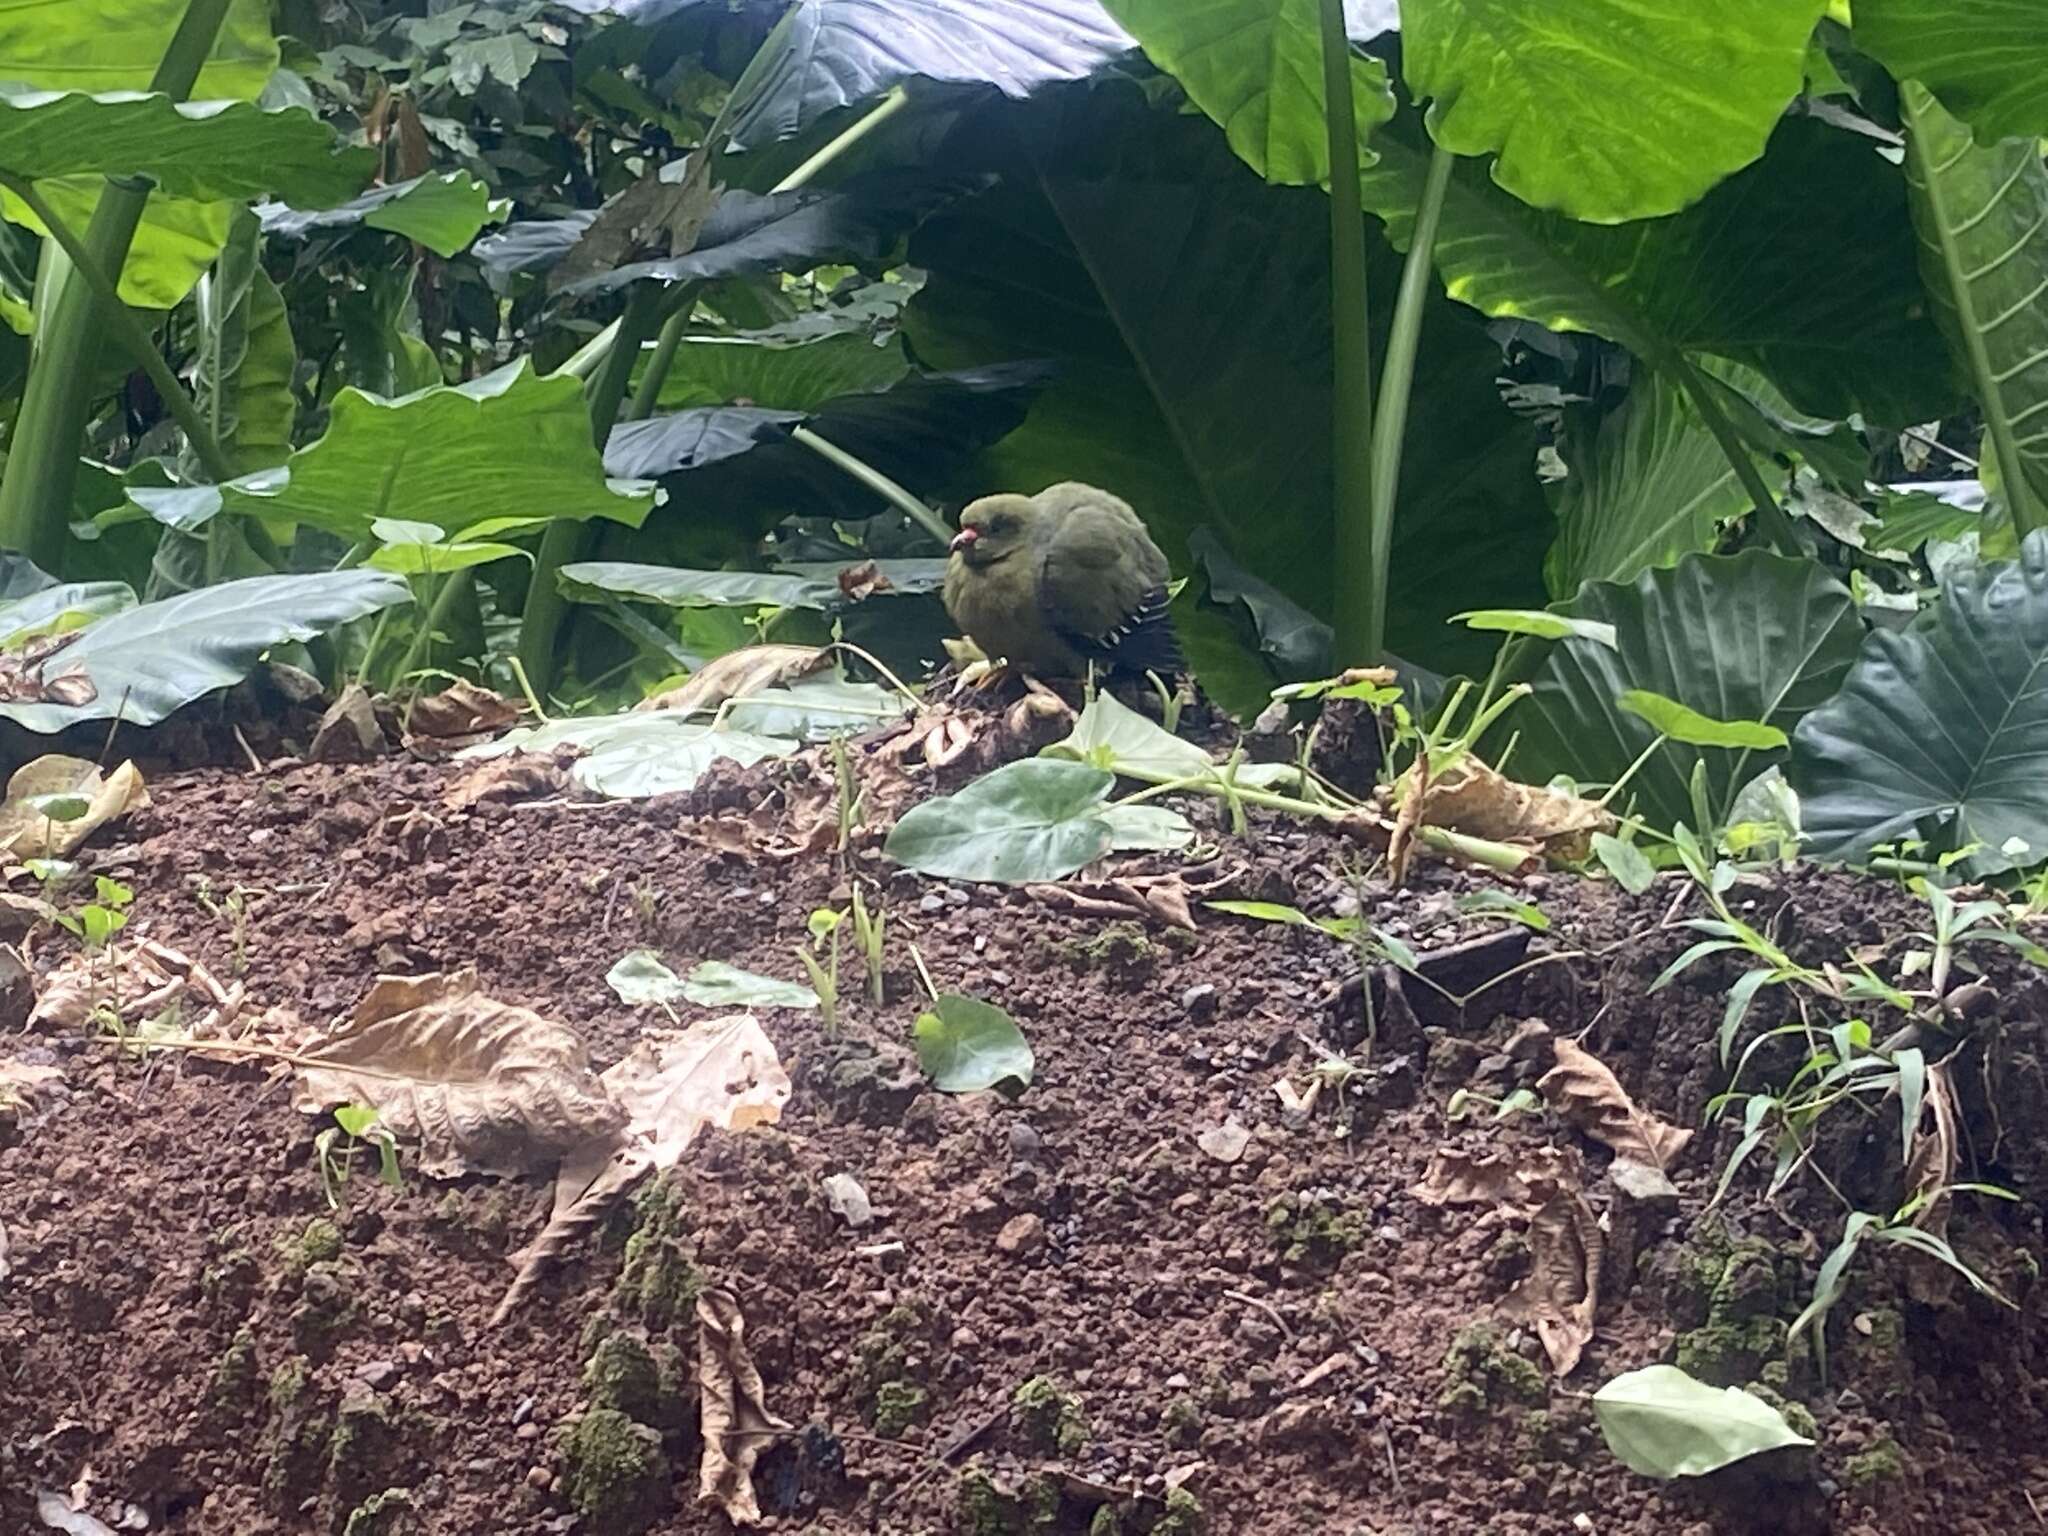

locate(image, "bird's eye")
[[992, 515, 1016, 535]]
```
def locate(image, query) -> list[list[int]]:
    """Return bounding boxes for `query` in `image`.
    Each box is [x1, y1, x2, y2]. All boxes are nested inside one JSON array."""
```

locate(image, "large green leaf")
[[1401, 0, 1827, 222], [140, 361, 656, 543], [0, 89, 370, 205], [1096, 0, 1395, 184], [194, 209, 296, 476], [721, 0, 1134, 152], [1790, 530, 2048, 871], [0, 0, 277, 99], [258, 172, 510, 259], [1360, 110, 1954, 427], [1512, 550, 1862, 828], [1547, 370, 1755, 597], [0, 179, 234, 309], [0, 572, 411, 732], [1594, 1365, 1812, 1479], [906, 83, 1551, 674], [885, 758, 1117, 883], [465, 712, 799, 798], [1857, 0, 2048, 143], [913, 994, 1034, 1093], [636, 330, 911, 413], [1899, 85, 2048, 533]]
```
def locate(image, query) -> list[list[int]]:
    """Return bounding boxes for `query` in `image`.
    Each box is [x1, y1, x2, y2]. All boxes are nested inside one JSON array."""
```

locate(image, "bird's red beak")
[[950, 527, 979, 553]]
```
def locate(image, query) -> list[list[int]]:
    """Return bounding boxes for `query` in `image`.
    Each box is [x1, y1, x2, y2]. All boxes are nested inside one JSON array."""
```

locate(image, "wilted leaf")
[[1902, 1060, 1960, 1305], [1501, 1188, 1603, 1376], [467, 712, 798, 799], [551, 152, 716, 293], [913, 994, 1033, 1093], [1409, 755, 1612, 861], [0, 1056, 63, 1107], [0, 756, 148, 858], [441, 756, 568, 811], [886, 759, 1116, 883], [683, 961, 819, 1011], [634, 645, 830, 716], [605, 950, 688, 1007], [1593, 1364, 1812, 1478], [1539, 1038, 1692, 1172], [1412, 1145, 1577, 1208], [697, 1286, 791, 1524], [292, 969, 624, 1178], [29, 938, 239, 1039], [405, 679, 522, 749]]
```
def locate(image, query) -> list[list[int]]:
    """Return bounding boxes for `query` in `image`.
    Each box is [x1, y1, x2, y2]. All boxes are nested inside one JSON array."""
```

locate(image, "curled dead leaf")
[[0, 629, 94, 706], [30, 939, 240, 1040], [406, 679, 524, 755], [1538, 1037, 1692, 1172], [1902, 1061, 1961, 1305], [836, 560, 892, 602], [442, 756, 570, 811], [0, 1056, 64, 1108], [308, 684, 387, 763], [1501, 1188, 1603, 1376], [293, 969, 624, 1178], [494, 1017, 790, 1324], [1412, 1145, 1579, 1209], [1403, 755, 1612, 864], [0, 756, 149, 860], [634, 645, 828, 716], [697, 1286, 791, 1526]]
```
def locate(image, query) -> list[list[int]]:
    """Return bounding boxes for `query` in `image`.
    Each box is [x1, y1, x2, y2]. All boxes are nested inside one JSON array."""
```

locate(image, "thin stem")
[[1366, 140, 1453, 648], [626, 282, 704, 421], [1671, 355, 1801, 556], [0, 172, 236, 485], [584, 283, 665, 449], [392, 568, 475, 684], [791, 426, 954, 545], [1320, 0, 1375, 665]]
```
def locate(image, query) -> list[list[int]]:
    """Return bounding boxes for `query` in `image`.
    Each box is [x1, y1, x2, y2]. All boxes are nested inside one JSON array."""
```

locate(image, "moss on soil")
[[1440, 1324, 1547, 1412], [1265, 1191, 1360, 1266], [872, 1378, 928, 1437], [562, 1408, 669, 1536], [1161, 1395, 1202, 1448], [280, 1216, 343, 1279], [211, 1325, 259, 1406], [340, 1489, 415, 1536], [584, 1330, 665, 1424], [615, 1176, 701, 1331], [1671, 1223, 1796, 1387], [1845, 1438, 1907, 1487], [1154, 1487, 1205, 1534], [1012, 1374, 1088, 1454]]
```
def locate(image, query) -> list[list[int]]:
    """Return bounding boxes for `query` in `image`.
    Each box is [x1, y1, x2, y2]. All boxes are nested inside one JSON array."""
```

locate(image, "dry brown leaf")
[[1028, 864, 1240, 933], [0, 756, 149, 860], [405, 680, 524, 755], [0, 1056, 64, 1107], [1538, 1037, 1692, 1171], [1501, 1188, 1603, 1376], [633, 645, 827, 716], [29, 938, 240, 1039], [0, 629, 96, 706], [836, 561, 892, 602], [1902, 1061, 1961, 1304], [308, 684, 386, 763], [1407, 755, 1613, 863], [493, 1017, 791, 1325], [441, 756, 569, 811], [1412, 1145, 1578, 1209], [697, 1286, 790, 1526], [293, 970, 624, 1178]]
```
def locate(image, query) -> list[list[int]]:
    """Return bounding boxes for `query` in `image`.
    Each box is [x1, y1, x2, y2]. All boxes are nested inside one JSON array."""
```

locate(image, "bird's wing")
[[1037, 504, 1183, 675]]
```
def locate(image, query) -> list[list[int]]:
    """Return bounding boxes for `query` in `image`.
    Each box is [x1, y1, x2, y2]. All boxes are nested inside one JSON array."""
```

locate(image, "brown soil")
[[3, 749, 2046, 1535]]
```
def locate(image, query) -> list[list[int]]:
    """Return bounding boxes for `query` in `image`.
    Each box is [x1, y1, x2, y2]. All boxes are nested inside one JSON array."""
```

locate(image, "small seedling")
[[849, 884, 886, 1004], [798, 907, 844, 1035], [630, 876, 661, 932], [831, 736, 865, 853], [1446, 1086, 1541, 1122], [314, 1103, 401, 1210], [194, 878, 252, 977]]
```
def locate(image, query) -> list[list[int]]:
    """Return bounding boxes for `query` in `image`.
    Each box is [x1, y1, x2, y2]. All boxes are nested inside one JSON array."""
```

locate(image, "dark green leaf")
[[258, 171, 509, 258], [1857, 0, 2048, 142]]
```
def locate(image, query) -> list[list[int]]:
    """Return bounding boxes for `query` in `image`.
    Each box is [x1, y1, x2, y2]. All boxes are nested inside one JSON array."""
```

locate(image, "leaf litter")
[[0, 756, 149, 860], [1539, 1036, 1693, 1171], [697, 1285, 792, 1526]]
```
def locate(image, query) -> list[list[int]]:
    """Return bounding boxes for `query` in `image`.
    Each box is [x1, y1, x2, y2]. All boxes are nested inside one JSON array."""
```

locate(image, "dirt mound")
[[2, 759, 2044, 1534]]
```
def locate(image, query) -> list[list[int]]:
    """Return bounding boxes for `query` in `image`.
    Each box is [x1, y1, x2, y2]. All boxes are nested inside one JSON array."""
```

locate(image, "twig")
[[1382, 1426, 1402, 1495], [232, 724, 265, 774], [877, 1402, 1007, 1511], [1222, 1289, 1293, 1340]]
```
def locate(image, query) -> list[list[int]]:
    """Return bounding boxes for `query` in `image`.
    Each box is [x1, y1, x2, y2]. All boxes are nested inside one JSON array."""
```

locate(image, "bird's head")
[[950, 492, 1038, 569]]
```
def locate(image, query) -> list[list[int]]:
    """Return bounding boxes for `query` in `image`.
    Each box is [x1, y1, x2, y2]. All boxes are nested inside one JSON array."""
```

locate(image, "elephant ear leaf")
[[1791, 530, 2048, 875]]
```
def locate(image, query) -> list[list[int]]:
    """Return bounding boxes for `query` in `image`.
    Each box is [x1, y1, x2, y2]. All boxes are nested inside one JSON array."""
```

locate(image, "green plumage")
[[943, 482, 1179, 676]]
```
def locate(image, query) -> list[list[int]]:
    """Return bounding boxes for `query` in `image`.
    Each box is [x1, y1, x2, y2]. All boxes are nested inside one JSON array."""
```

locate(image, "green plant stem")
[[392, 568, 474, 684], [520, 285, 667, 694], [1321, 0, 1376, 666], [791, 426, 954, 545], [1366, 141, 1453, 646], [1900, 82, 2046, 535], [555, 87, 910, 386], [0, 0, 236, 569], [0, 172, 236, 485], [626, 283, 705, 421], [1671, 355, 1801, 556]]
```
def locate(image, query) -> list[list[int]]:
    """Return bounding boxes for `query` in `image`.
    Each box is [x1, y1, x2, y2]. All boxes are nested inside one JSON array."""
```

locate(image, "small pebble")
[[1007, 1123, 1042, 1160], [995, 1213, 1046, 1256], [919, 894, 946, 915], [1182, 983, 1219, 1020], [943, 886, 971, 907], [526, 1466, 552, 1491]]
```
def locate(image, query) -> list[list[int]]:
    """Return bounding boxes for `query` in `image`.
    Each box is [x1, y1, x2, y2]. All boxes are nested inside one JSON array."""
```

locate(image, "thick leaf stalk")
[[0, 0, 237, 570], [1321, 0, 1376, 664]]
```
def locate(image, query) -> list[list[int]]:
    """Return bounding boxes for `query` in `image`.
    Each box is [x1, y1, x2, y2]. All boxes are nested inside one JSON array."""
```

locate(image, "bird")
[[942, 482, 1182, 680]]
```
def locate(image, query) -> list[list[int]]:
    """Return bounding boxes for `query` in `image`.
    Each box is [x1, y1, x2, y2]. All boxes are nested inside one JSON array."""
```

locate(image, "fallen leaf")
[[1539, 1038, 1692, 1172], [1501, 1187, 1603, 1376], [633, 644, 828, 716], [441, 756, 568, 811], [836, 561, 892, 602], [35, 1490, 115, 1536], [30, 939, 240, 1039], [0, 756, 149, 860], [1386, 748, 1432, 886], [1027, 864, 1239, 932], [308, 684, 386, 762], [1902, 1060, 1961, 1305], [292, 969, 624, 1178], [0, 630, 95, 706], [1198, 1117, 1251, 1164], [0, 1056, 65, 1107], [1406, 755, 1613, 863], [1412, 1145, 1578, 1209], [697, 1286, 791, 1525], [822, 1172, 873, 1229], [494, 1017, 790, 1324], [406, 679, 524, 755]]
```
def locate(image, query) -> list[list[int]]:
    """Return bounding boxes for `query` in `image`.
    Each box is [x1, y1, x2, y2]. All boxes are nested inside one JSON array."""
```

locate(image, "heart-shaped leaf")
[[885, 759, 1115, 883], [1594, 1364, 1812, 1479], [913, 993, 1034, 1093]]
